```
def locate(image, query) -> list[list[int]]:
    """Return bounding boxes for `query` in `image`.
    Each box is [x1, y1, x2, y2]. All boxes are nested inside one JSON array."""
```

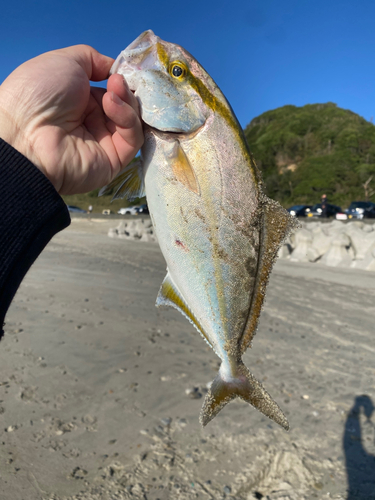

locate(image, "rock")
[[290, 229, 313, 262], [108, 218, 156, 242], [320, 233, 352, 267], [278, 243, 292, 259], [347, 227, 375, 262], [364, 246, 375, 270], [306, 247, 321, 262], [309, 227, 332, 260], [107, 228, 118, 238], [344, 225, 372, 259], [185, 387, 202, 399], [327, 219, 351, 232], [140, 232, 157, 243]]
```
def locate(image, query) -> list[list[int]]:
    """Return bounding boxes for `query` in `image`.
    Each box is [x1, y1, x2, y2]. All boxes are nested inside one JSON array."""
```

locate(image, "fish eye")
[[172, 65, 183, 77], [169, 62, 187, 80]]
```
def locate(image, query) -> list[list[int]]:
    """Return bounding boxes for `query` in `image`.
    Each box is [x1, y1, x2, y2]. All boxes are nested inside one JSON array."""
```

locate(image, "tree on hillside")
[[245, 103, 375, 208]]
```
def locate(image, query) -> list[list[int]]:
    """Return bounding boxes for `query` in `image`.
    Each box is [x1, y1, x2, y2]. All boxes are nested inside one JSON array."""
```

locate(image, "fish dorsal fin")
[[98, 158, 145, 201], [240, 197, 300, 354], [169, 143, 200, 195], [156, 272, 211, 347]]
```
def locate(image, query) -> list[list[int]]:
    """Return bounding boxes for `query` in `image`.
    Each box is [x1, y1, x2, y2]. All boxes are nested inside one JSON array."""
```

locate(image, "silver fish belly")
[[101, 30, 299, 430]]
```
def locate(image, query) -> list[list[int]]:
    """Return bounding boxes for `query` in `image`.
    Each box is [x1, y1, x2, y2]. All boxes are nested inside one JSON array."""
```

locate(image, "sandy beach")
[[0, 217, 374, 500]]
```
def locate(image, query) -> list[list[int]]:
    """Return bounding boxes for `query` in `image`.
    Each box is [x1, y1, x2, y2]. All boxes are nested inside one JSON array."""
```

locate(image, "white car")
[[118, 206, 140, 215]]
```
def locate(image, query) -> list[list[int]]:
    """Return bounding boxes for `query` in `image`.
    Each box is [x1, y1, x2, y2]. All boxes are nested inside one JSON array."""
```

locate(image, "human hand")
[[0, 45, 143, 194]]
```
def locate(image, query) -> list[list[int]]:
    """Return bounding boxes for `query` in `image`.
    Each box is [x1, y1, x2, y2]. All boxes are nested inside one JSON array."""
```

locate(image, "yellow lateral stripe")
[[188, 73, 238, 132], [156, 42, 169, 69], [186, 72, 260, 187], [155, 40, 261, 187]]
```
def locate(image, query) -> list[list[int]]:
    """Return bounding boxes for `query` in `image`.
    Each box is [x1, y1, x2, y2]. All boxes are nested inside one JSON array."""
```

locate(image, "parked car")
[[67, 205, 87, 214], [307, 203, 342, 218], [118, 206, 140, 215], [136, 204, 149, 215], [345, 201, 375, 219], [287, 205, 312, 217]]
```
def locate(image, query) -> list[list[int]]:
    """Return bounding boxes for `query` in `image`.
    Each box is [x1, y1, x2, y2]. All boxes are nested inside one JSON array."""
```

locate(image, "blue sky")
[[2, 0, 375, 128]]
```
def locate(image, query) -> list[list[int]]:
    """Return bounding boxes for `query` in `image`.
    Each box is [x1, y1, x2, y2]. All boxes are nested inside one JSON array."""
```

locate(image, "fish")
[[100, 30, 299, 430]]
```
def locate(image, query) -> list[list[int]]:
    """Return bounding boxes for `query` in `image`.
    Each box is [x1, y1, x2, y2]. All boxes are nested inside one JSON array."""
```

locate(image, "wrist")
[[0, 91, 32, 161], [0, 94, 47, 180], [0, 103, 18, 150]]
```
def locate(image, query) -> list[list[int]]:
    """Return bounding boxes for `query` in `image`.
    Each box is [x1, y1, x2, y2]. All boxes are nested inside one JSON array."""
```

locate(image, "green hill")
[[244, 102, 375, 208]]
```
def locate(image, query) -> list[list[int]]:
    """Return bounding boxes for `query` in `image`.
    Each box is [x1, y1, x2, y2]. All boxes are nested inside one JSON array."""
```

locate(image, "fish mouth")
[[144, 121, 207, 140], [125, 29, 158, 52], [110, 30, 161, 78]]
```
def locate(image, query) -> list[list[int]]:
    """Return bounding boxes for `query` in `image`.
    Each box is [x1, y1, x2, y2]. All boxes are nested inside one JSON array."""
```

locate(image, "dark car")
[[345, 201, 375, 220], [287, 205, 312, 217], [307, 203, 342, 218], [136, 204, 149, 215], [67, 205, 87, 214]]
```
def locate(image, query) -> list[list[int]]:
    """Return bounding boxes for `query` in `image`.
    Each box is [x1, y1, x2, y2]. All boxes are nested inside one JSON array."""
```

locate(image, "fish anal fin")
[[200, 361, 289, 430], [156, 273, 211, 347], [240, 198, 300, 354], [170, 144, 200, 195], [99, 158, 145, 201]]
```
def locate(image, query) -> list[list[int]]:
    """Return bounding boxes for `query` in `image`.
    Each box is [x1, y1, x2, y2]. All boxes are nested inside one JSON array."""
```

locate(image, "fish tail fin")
[[200, 361, 289, 431]]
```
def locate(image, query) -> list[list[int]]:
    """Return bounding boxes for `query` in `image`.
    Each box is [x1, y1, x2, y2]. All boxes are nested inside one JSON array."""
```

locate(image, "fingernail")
[[110, 91, 125, 106]]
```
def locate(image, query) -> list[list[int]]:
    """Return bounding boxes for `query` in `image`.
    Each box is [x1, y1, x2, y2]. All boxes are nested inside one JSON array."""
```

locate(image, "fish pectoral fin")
[[98, 158, 145, 201], [169, 143, 200, 195], [240, 197, 300, 353], [200, 361, 289, 431], [156, 272, 211, 347]]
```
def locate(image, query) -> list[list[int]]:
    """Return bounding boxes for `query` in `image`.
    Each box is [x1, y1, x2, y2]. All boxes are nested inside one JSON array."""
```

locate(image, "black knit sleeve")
[[0, 139, 71, 339]]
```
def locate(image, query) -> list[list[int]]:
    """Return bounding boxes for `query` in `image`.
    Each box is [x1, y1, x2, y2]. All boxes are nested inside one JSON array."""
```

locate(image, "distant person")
[[88, 205, 93, 216], [0, 45, 144, 339], [321, 193, 328, 218]]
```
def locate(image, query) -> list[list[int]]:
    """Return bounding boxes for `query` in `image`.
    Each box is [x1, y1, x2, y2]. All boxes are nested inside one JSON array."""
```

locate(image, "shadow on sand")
[[344, 395, 375, 499]]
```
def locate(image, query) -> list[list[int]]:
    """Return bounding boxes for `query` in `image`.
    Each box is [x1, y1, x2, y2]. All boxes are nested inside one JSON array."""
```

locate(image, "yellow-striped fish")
[[101, 30, 298, 430]]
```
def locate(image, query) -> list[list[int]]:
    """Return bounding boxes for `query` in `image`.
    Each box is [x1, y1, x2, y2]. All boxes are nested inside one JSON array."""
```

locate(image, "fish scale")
[[100, 30, 299, 430]]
